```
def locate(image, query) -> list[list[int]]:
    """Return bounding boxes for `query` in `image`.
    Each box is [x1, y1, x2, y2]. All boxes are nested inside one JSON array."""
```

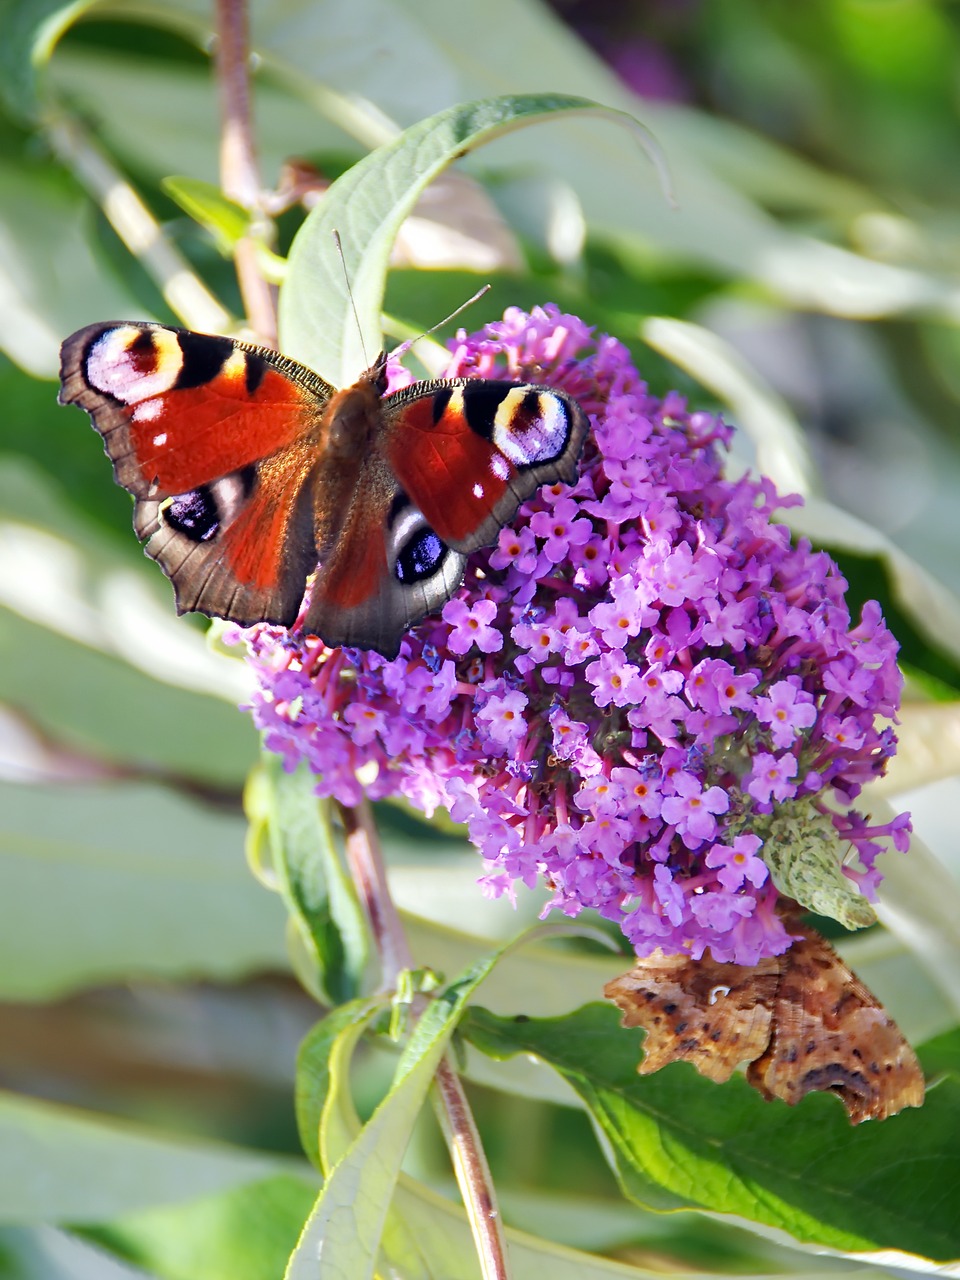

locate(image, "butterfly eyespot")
[[86, 326, 182, 403], [395, 527, 446, 583], [165, 487, 221, 543]]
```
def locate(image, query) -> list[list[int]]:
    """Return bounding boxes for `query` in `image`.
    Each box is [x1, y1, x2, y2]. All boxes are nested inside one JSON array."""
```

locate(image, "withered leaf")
[[604, 920, 924, 1124]]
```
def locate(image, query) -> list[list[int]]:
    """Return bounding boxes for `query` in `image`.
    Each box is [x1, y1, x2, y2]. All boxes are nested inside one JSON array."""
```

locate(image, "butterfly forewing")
[[384, 379, 589, 551], [59, 322, 334, 495]]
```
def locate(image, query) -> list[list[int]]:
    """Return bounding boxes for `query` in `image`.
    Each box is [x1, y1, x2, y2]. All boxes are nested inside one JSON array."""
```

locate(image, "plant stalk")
[[337, 798, 511, 1280], [214, 0, 277, 346]]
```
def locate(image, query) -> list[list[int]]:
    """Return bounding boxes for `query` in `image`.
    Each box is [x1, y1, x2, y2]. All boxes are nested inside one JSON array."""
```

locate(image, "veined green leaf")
[[285, 949, 508, 1279], [295, 997, 386, 1173], [465, 1004, 960, 1260]]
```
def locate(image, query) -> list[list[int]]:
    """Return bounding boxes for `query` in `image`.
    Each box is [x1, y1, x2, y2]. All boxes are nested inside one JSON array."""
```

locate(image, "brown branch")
[[433, 1056, 511, 1280], [337, 797, 413, 983], [214, 0, 277, 346]]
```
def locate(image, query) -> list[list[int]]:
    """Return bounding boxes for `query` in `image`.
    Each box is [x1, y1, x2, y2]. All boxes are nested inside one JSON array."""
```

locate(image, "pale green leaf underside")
[[278, 93, 663, 386], [250, 754, 369, 1005], [285, 952, 506, 1280]]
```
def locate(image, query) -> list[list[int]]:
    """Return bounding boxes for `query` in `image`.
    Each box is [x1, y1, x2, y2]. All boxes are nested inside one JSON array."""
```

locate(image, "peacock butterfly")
[[58, 322, 589, 656]]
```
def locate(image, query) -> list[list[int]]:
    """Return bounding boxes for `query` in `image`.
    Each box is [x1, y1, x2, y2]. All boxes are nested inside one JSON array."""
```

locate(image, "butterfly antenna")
[[391, 284, 491, 362], [332, 229, 371, 368]]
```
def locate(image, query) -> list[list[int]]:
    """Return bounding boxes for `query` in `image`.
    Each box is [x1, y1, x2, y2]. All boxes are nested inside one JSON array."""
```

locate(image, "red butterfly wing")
[[61, 328, 591, 655], [383, 379, 588, 551], [60, 322, 332, 495], [59, 322, 330, 626]]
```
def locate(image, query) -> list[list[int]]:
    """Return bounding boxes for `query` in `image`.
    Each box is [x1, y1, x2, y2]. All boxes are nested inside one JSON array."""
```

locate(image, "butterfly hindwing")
[[746, 925, 925, 1121], [134, 451, 321, 626], [302, 451, 468, 653]]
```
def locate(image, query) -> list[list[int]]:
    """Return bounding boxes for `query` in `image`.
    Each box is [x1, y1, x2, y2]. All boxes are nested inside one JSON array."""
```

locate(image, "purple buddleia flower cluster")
[[239, 306, 910, 965]]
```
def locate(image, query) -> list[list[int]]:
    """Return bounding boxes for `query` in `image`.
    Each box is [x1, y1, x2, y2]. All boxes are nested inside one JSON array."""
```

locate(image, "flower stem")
[[337, 798, 511, 1280], [214, 6, 505, 1265], [336, 797, 413, 981], [433, 1056, 511, 1280], [214, 0, 277, 346]]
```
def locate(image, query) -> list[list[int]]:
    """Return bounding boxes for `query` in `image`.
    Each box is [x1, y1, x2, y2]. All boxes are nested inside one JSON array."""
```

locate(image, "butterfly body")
[[59, 322, 589, 655]]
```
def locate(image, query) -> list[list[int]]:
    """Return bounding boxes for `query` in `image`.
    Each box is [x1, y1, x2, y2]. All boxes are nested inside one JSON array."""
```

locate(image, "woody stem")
[[337, 797, 413, 980], [337, 798, 510, 1280], [214, 0, 278, 347]]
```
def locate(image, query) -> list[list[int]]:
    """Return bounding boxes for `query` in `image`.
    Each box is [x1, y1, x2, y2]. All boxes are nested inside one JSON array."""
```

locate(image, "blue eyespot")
[[396, 529, 444, 582]]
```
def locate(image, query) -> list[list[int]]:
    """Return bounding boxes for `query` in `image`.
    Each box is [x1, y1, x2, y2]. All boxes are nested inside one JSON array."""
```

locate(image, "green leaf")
[[279, 93, 662, 386], [47, 43, 365, 192], [248, 753, 369, 1004], [0, 1226, 160, 1280], [0, 605, 257, 786], [0, 1090, 301, 1224], [868, 801, 960, 1024], [161, 176, 251, 254], [785, 499, 960, 694], [82, 1175, 318, 1280], [285, 951, 506, 1279], [918, 1025, 960, 1081], [464, 1004, 960, 1259], [0, 0, 95, 119], [0, 778, 288, 999], [0, 459, 258, 785], [641, 315, 818, 498], [108, 0, 960, 322], [0, 354, 133, 538], [751, 801, 877, 930], [385, 1174, 886, 1280], [295, 998, 386, 1172], [385, 1174, 701, 1280]]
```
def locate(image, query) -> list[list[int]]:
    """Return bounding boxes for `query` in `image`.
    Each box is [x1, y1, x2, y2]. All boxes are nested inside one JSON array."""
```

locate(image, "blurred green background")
[[2, 1, 960, 1276]]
